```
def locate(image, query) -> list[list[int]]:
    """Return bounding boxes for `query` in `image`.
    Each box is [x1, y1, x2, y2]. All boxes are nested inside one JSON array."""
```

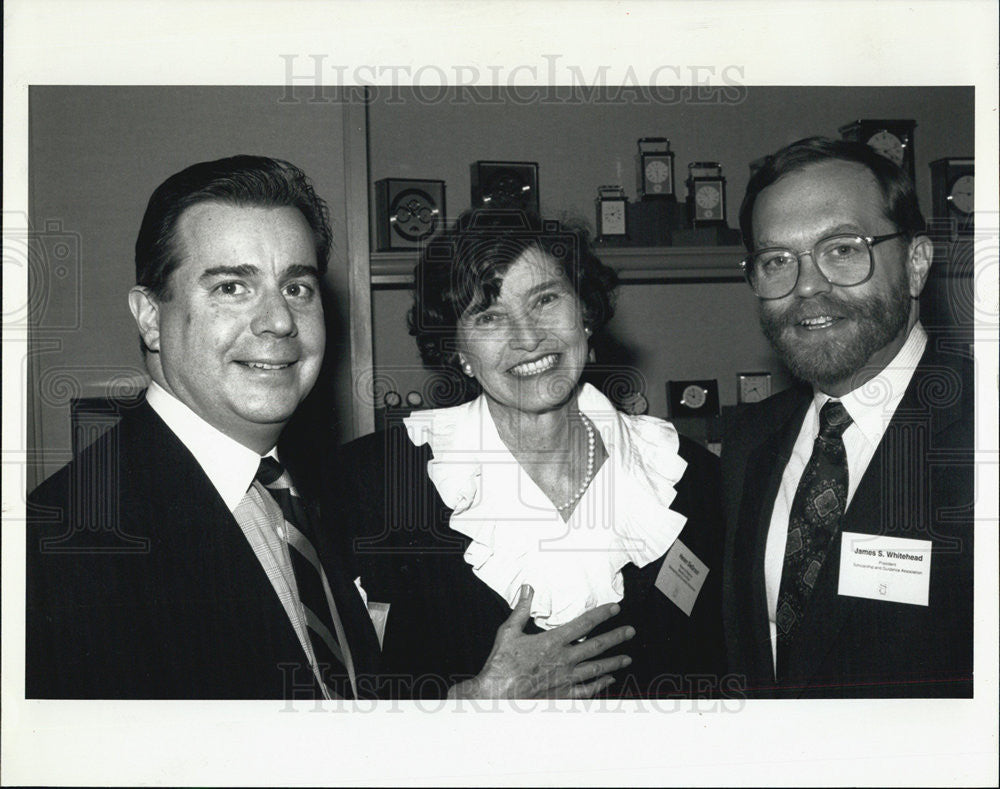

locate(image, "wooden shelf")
[[371, 245, 746, 286]]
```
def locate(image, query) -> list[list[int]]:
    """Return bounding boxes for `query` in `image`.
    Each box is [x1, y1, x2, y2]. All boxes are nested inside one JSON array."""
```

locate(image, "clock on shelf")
[[737, 372, 772, 404], [685, 162, 727, 226], [839, 119, 916, 182], [667, 379, 720, 419], [930, 158, 974, 239], [383, 391, 402, 409], [617, 391, 649, 416], [638, 137, 675, 199], [405, 390, 424, 408], [471, 161, 539, 214], [595, 185, 628, 240], [374, 178, 446, 251]]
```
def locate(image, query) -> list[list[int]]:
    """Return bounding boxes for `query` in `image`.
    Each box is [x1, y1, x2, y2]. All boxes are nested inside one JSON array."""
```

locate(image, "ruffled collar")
[[403, 384, 688, 629]]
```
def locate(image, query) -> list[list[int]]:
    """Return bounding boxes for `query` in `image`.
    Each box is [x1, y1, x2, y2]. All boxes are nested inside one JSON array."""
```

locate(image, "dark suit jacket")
[[326, 422, 729, 700], [721, 345, 974, 698], [26, 399, 380, 699]]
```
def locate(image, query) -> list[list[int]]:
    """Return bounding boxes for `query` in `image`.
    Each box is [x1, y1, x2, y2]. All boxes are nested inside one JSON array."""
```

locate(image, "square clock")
[[737, 372, 772, 403]]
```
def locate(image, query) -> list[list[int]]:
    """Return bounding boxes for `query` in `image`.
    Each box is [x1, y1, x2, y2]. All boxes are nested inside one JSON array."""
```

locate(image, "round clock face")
[[866, 130, 905, 165], [618, 391, 648, 416], [390, 188, 440, 242], [695, 185, 721, 209], [383, 391, 402, 408], [645, 159, 670, 184], [681, 384, 707, 410], [949, 174, 974, 215]]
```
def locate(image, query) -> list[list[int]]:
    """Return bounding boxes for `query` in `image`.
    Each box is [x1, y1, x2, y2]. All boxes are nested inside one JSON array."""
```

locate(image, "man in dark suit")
[[26, 155, 381, 699], [722, 138, 974, 698]]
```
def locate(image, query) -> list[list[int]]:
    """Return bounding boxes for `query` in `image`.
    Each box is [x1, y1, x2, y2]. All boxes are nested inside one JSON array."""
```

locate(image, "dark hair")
[[135, 155, 333, 299], [739, 137, 926, 251], [409, 209, 617, 372]]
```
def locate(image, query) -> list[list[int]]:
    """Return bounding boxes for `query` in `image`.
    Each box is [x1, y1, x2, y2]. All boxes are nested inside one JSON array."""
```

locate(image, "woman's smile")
[[508, 353, 560, 377]]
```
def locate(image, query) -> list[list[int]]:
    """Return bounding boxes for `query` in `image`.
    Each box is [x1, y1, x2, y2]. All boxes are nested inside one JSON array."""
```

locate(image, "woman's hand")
[[447, 585, 634, 699]]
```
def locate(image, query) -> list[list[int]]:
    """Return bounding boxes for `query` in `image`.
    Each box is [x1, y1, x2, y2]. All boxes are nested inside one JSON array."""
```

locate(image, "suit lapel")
[[130, 403, 311, 641], [120, 402, 327, 696], [732, 394, 810, 691], [780, 348, 958, 691]]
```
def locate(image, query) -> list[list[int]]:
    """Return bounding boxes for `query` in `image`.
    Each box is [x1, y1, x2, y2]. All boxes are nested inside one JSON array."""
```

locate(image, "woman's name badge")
[[655, 539, 709, 616], [837, 532, 932, 606]]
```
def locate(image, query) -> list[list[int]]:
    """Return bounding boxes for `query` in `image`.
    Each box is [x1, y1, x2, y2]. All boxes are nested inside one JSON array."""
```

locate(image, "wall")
[[368, 86, 975, 230], [27, 85, 976, 480], [28, 86, 357, 487], [367, 86, 975, 419]]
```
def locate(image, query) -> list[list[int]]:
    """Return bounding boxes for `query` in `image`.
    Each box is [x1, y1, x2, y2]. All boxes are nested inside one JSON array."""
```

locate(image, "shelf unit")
[[370, 245, 747, 287]]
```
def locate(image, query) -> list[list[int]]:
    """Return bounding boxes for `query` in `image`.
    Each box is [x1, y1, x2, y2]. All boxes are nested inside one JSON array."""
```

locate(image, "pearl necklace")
[[555, 414, 596, 512]]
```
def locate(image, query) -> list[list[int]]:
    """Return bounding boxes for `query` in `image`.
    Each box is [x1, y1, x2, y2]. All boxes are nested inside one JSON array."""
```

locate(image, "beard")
[[759, 282, 911, 391]]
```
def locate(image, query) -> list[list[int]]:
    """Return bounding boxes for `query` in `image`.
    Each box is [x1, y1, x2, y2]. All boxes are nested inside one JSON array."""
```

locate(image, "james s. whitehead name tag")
[[837, 531, 932, 606], [655, 539, 709, 616]]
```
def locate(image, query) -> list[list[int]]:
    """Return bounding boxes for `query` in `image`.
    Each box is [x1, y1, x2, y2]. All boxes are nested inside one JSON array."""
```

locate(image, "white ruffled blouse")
[[402, 384, 689, 629]]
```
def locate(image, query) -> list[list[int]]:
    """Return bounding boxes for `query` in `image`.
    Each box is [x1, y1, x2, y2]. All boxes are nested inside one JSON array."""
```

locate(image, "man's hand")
[[447, 584, 635, 699]]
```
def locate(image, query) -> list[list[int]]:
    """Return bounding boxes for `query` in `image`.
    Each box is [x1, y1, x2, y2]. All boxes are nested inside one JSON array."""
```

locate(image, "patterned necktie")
[[255, 457, 352, 698], [776, 400, 853, 657]]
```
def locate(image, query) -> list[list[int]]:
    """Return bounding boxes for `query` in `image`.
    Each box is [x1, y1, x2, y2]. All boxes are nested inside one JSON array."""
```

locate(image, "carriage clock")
[[685, 162, 727, 226], [595, 185, 628, 239], [737, 372, 772, 404], [839, 119, 916, 182], [930, 158, 974, 239], [638, 137, 675, 199]]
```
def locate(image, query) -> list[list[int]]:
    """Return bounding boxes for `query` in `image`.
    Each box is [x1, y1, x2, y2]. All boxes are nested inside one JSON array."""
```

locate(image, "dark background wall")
[[28, 86, 355, 487], [27, 85, 974, 486], [367, 86, 974, 417]]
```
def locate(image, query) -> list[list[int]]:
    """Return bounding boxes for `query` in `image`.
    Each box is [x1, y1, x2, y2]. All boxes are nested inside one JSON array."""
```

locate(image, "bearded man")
[[721, 137, 974, 698]]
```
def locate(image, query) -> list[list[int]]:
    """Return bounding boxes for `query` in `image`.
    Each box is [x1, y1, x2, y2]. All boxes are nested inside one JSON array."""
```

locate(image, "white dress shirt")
[[146, 381, 350, 698], [763, 323, 928, 672]]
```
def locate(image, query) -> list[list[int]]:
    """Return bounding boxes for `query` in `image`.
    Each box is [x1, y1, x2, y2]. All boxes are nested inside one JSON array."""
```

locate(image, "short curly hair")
[[409, 209, 618, 374]]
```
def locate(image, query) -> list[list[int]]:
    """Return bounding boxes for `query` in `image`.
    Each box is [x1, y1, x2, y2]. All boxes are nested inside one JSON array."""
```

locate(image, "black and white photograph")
[[3, 1, 998, 786]]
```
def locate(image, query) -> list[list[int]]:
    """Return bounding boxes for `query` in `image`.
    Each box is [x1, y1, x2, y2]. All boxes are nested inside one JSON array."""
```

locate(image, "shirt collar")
[[402, 384, 689, 629], [813, 322, 927, 445], [145, 381, 273, 512]]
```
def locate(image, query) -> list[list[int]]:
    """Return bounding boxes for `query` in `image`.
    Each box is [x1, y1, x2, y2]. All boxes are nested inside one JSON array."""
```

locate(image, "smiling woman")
[[327, 210, 730, 699]]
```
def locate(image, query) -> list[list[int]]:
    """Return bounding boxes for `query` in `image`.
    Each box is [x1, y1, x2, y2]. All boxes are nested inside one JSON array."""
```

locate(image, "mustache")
[[763, 295, 866, 329]]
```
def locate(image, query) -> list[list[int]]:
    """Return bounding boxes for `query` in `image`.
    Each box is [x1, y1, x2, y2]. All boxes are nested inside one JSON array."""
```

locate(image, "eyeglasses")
[[741, 232, 905, 300]]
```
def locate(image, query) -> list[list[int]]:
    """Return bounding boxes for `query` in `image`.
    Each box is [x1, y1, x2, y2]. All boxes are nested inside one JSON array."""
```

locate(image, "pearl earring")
[[461, 361, 474, 377]]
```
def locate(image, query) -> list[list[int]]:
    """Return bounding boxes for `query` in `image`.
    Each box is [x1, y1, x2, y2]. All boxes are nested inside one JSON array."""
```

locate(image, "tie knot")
[[818, 400, 852, 440], [255, 456, 286, 487]]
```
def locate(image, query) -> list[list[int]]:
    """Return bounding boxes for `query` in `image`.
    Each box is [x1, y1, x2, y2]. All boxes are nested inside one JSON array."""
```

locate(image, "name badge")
[[655, 539, 709, 616], [837, 532, 932, 606]]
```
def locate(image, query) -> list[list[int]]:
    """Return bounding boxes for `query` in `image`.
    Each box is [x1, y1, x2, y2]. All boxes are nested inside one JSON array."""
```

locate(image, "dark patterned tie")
[[776, 400, 853, 658], [255, 457, 352, 698]]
